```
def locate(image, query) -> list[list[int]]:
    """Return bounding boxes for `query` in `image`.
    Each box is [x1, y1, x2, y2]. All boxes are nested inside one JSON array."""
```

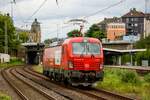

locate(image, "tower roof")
[[32, 18, 40, 26]]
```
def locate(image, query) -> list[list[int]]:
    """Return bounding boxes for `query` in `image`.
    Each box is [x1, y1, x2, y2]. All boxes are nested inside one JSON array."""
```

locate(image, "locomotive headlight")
[[100, 64, 103, 70], [68, 61, 74, 68]]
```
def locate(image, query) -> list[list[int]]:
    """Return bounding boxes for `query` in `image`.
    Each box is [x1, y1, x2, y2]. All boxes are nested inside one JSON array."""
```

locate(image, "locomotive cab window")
[[72, 42, 100, 55]]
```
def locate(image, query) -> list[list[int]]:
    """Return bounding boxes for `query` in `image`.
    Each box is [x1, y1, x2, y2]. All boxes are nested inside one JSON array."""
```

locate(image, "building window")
[[135, 23, 138, 27], [131, 18, 134, 21], [126, 18, 129, 23], [134, 18, 138, 21], [131, 24, 134, 26]]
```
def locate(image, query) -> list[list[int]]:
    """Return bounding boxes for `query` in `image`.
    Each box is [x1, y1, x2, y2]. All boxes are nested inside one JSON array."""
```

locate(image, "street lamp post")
[[130, 34, 133, 66], [4, 21, 8, 54], [10, 0, 16, 20]]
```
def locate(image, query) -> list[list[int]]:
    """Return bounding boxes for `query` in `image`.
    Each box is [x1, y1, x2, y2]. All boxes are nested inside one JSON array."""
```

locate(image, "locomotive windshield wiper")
[[80, 42, 87, 57], [87, 43, 95, 58], [91, 53, 95, 58]]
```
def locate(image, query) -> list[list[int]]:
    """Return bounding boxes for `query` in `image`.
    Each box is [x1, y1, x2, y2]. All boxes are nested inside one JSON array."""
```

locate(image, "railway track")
[[105, 65, 150, 72], [1, 67, 60, 100], [1, 68, 28, 100], [1, 66, 136, 100], [23, 66, 135, 100], [73, 87, 135, 100], [17, 67, 95, 100]]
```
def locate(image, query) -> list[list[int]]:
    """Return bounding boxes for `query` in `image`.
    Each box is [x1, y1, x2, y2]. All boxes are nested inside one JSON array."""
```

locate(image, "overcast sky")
[[0, 0, 150, 41]]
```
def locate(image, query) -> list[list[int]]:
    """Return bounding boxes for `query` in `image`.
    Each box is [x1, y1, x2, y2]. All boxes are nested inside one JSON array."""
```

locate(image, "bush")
[[121, 70, 140, 84], [135, 50, 150, 66], [121, 54, 131, 65], [0, 93, 11, 100], [9, 57, 23, 64], [144, 73, 150, 83], [10, 57, 21, 62]]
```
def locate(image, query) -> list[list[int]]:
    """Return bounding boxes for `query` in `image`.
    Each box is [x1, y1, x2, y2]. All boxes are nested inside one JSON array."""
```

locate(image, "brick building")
[[98, 8, 150, 41], [107, 23, 126, 41], [97, 17, 122, 33]]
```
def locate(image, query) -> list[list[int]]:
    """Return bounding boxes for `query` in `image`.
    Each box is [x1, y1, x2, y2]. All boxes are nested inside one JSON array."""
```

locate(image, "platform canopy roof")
[[21, 42, 44, 47], [103, 48, 146, 53], [21, 42, 38, 46]]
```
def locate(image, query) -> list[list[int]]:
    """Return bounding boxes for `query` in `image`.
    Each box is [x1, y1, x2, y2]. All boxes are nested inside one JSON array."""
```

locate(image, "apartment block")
[[107, 23, 126, 41]]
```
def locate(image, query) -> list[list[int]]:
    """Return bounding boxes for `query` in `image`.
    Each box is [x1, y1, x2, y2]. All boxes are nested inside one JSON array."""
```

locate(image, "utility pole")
[[145, 0, 148, 14], [144, 0, 148, 38], [10, 1, 13, 19], [4, 21, 8, 54], [10, 0, 16, 20], [130, 35, 133, 66], [57, 24, 59, 41]]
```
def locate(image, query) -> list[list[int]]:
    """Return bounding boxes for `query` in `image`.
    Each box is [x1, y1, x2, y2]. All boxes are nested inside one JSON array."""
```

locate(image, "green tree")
[[121, 54, 131, 65], [134, 35, 150, 66], [135, 36, 150, 49], [67, 29, 82, 37], [44, 39, 52, 47], [0, 13, 17, 55], [19, 32, 29, 43], [85, 24, 105, 40], [135, 50, 150, 66]]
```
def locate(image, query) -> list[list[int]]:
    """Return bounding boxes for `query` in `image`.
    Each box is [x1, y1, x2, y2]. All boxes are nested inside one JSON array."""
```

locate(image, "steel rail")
[[11, 68, 56, 100], [1, 68, 29, 100], [25, 67, 135, 100], [17, 67, 72, 100]]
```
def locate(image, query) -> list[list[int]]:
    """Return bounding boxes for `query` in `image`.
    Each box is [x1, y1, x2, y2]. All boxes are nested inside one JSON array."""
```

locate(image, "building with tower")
[[97, 17, 122, 33], [30, 18, 41, 43]]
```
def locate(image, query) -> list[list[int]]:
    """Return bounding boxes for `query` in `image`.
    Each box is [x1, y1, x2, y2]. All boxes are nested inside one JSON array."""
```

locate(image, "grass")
[[32, 65, 150, 99], [96, 68, 150, 100], [0, 92, 11, 100], [0, 57, 24, 68], [32, 65, 43, 73]]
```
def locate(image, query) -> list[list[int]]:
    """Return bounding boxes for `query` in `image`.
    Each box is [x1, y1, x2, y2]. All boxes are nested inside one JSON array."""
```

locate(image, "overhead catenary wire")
[[84, 0, 125, 18], [47, 0, 126, 36], [24, 0, 59, 22], [48, 25, 71, 34], [13, 0, 60, 28], [13, 1, 26, 24], [12, 0, 126, 39], [25, 0, 48, 23], [66, 0, 125, 29]]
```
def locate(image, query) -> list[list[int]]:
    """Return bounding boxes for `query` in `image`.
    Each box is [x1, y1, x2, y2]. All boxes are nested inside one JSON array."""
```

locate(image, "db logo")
[[85, 64, 89, 68]]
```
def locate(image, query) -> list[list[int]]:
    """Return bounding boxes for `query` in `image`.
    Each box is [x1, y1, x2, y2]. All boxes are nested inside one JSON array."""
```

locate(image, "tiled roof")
[[122, 8, 145, 17], [97, 17, 122, 25]]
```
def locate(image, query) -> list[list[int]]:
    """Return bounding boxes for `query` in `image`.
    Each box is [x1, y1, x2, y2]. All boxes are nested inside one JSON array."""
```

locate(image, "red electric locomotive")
[[43, 37, 104, 86]]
